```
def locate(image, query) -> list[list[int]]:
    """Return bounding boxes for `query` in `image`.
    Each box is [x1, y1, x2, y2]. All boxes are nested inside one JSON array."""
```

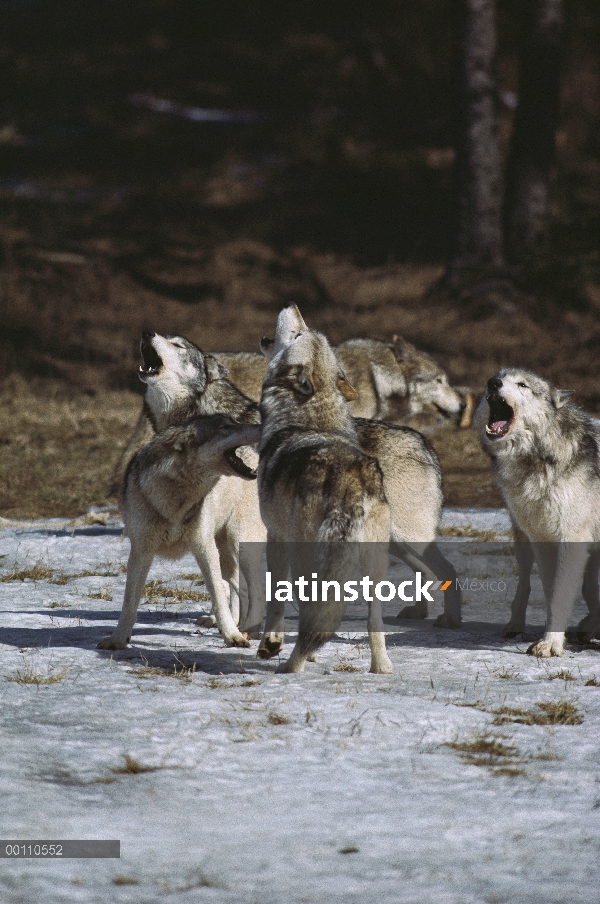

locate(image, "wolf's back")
[[316, 454, 386, 543]]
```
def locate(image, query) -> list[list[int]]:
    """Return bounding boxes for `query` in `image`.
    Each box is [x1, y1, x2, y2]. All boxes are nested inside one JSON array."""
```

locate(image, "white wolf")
[[476, 368, 600, 656]]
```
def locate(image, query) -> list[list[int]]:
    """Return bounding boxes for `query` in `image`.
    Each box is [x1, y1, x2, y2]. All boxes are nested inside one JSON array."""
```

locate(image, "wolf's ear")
[[204, 355, 229, 382], [551, 388, 574, 409], [288, 364, 314, 397], [337, 373, 358, 402], [260, 336, 275, 360], [392, 335, 416, 362]]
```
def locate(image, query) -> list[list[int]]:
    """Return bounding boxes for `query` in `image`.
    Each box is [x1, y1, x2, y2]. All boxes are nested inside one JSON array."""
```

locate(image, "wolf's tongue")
[[489, 420, 508, 434]]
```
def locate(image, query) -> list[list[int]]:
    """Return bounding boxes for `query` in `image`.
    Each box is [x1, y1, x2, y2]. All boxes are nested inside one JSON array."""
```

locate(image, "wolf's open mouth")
[[139, 342, 163, 376], [486, 396, 514, 439], [224, 447, 257, 480]]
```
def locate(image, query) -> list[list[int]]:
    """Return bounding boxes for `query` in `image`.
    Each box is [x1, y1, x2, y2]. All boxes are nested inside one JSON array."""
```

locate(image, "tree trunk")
[[503, 0, 564, 266], [448, 0, 504, 286]]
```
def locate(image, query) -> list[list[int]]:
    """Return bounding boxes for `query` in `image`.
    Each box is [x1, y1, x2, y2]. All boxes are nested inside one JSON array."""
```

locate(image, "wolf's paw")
[[224, 631, 251, 648], [370, 656, 393, 674], [503, 620, 525, 638], [433, 613, 461, 629], [195, 614, 217, 628], [97, 633, 129, 650], [397, 604, 428, 620], [306, 653, 318, 663], [527, 635, 564, 658], [257, 632, 284, 660], [576, 614, 600, 642], [239, 629, 261, 641]]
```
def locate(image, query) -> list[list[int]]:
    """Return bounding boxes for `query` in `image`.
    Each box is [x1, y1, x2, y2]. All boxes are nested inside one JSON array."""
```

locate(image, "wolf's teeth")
[[485, 424, 493, 435]]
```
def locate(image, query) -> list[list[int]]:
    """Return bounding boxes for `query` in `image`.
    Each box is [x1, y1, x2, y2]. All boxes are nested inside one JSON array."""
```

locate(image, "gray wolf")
[[335, 336, 466, 429], [108, 332, 262, 498], [257, 338, 462, 643], [97, 413, 263, 651], [257, 306, 394, 674], [475, 367, 600, 656], [101, 330, 266, 645], [108, 332, 468, 497]]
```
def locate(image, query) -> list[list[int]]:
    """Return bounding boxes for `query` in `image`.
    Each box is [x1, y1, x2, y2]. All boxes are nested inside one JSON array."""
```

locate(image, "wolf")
[[256, 306, 395, 674], [107, 333, 264, 498], [475, 368, 600, 656], [258, 334, 462, 647], [97, 414, 263, 651], [335, 336, 467, 429], [104, 330, 266, 641]]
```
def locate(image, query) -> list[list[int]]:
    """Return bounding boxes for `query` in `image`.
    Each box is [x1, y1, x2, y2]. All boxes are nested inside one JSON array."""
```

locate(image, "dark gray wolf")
[[256, 306, 394, 674]]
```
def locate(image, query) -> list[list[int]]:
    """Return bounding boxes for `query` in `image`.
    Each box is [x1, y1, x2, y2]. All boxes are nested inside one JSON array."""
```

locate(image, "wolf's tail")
[[294, 458, 385, 658]]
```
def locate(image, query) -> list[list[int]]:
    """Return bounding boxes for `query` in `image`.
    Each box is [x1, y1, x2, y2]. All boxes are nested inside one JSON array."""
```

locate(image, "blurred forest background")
[[0, 0, 599, 517]]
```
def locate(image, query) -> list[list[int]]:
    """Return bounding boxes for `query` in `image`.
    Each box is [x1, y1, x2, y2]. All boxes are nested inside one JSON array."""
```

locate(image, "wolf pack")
[[98, 305, 600, 672]]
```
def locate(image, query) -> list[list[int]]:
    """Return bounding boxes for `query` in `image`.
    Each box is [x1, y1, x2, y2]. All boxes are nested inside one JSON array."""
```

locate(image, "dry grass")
[[128, 656, 197, 681], [87, 587, 113, 601], [585, 676, 600, 687], [0, 376, 140, 519], [333, 657, 363, 673], [4, 664, 70, 685], [491, 701, 583, 726], [112, 877, 140, 886], [546, 669, 576, 682], [112, 755, 163, 775], [446, 732, 526, 775], [0, 562, 127, 584], [143, 579, 210, 605], [494, 668, 520, 680], [267, 711, 291, 725], [437, 526, 503, 541], [0, 563, 54, 582]]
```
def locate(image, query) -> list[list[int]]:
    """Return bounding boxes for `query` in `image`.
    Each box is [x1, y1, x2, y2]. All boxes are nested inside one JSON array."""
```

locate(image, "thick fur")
[[257, 306, 394, 674], [108, 335, 260, 497], [335, 336, 466, 429], [108, 334, 468, 498], [98, 415, 264, 651], [102, 331, 266, 646], [475, 368, 600, 656], [259, 344, 461, 629]]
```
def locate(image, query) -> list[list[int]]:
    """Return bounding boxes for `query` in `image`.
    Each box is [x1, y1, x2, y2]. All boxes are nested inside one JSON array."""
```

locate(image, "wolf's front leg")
[[258, 538, 289, 659], [504, 532, 534, 637], [239, 544, 265, 640], [528, 543, 589, 657], [97, 545, 154, 650], [368, 596, 393, 674], [193, 537, 249, 648], [577, 550, 600, 639]]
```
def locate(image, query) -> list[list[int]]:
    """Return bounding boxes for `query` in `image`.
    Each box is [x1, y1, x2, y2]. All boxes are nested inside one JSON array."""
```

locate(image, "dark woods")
[[449, 0, 565, 301]]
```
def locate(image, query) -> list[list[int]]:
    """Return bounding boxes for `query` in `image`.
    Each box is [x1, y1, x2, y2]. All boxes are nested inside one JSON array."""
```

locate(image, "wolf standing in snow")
[[476, 368, 600, 656], [257, 306, 394, 674], [98, 330, 266, 648], [97, 414, 262, 651]]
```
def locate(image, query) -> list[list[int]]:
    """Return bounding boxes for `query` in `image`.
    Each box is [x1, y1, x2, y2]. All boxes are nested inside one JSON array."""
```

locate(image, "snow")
[[1, 509, 599, 903]]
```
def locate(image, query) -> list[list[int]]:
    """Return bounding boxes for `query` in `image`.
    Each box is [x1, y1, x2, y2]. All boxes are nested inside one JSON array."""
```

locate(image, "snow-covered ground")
[[1, 508, 599, 904]]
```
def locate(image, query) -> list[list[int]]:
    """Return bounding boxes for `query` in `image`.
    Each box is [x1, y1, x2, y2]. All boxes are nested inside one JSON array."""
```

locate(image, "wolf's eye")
[[171, 341, 185, 349], [517, 382, 528, 389]]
